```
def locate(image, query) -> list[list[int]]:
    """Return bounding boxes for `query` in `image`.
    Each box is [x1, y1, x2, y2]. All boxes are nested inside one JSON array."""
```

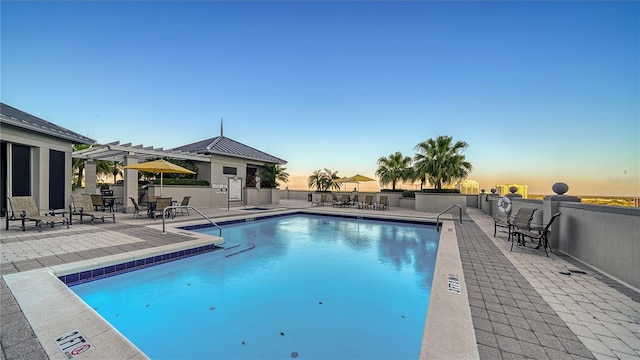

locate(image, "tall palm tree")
[[261, 164, 289, 188], [414, 135, 473, 190], [375, 152, 413, 190]]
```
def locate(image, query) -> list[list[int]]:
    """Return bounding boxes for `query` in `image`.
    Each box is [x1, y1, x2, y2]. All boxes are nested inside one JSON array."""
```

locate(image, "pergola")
[[72, 141, 211, 210], [72, 141, 210, 162]]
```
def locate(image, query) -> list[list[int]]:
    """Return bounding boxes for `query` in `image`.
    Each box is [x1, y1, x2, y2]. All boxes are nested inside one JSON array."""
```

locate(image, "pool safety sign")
[[55, 329, 92, 359], [448, 274, 461, 294]]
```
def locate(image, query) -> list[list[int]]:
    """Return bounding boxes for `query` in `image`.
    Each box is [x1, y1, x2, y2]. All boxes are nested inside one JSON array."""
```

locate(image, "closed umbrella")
[[122, 159, 195, 196]]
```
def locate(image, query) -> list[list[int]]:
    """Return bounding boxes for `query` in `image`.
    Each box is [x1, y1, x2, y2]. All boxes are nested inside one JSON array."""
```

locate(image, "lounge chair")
[[375, 195, 389, 210], [333, 194, 350, 207], [512, 213, 561, 256], [70, 195, 116, 224], [177, 196, 192, 215], [129, 197, 148, 219], [314, 194, 328, 207], [494, 207, 537, 240], [359, 195, 374, 209], [152, 197, 174, 220], [5, 196, 69, 232]]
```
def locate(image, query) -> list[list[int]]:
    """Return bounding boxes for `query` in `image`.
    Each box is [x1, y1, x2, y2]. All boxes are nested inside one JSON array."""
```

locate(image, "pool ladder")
[[435, 204, 463, 232], [162, 206, 222, 237]]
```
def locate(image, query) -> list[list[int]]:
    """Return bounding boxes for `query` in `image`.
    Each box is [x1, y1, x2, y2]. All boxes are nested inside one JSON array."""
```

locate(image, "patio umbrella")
[[338, 174, 376, 193], [122, 159, 195, 196]]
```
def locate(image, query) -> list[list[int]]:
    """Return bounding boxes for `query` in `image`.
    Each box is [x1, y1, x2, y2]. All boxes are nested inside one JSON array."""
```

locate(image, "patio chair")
[[70, 195, 115, 225], [333, 194, 350, 207], [313, 194, 328, 207], [90, 194, 106, 211], [350, 194, 359, 207], [494, 207, 537, 240], [152, 197, 174, 220], [129, 197, 148, 219], [177, 196, 192, 215], [359, 195, 374, 209], [375, 195, 389, 210], [5, 196, 69, 232], [512, 213, 561, 256]]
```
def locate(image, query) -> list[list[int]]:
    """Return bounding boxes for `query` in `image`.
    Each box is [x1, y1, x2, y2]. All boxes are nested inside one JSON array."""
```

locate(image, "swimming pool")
[[71, 214, 440, 359]]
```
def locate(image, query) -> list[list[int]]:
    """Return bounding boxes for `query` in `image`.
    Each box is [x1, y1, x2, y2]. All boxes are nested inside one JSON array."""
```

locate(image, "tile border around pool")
[[3, 212, 477, 360]]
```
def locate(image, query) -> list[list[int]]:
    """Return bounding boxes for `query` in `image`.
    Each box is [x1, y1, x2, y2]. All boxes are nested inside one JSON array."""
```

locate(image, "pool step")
[[224, 243, 255, 257]]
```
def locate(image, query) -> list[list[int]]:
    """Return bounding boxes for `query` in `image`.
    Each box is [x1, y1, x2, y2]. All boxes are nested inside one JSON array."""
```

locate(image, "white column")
[[85, 160, 97, 195], [123, 155, 138, 213]]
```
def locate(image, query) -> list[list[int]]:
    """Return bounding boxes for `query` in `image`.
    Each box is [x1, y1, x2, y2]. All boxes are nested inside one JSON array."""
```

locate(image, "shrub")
[[162, 179, 209, 186], [402, 190, 415, 198], [420, 188, 460, 194]]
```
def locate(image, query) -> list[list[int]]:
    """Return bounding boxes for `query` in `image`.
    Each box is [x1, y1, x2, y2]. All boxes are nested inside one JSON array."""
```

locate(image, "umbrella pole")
[[160, 172, 163, 196]]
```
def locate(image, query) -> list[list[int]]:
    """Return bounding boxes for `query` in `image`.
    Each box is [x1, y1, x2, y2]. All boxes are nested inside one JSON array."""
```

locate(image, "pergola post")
[[123, 154, 138, 213], [85, 160, 97, 194]]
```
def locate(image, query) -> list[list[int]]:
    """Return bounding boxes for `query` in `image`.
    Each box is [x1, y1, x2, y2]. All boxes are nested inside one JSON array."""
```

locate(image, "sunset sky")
[[2, 1, 638, 196]]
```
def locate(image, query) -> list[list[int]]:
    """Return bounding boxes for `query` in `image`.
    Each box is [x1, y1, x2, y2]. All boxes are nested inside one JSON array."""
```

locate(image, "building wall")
[[1, 124, 75, 211]]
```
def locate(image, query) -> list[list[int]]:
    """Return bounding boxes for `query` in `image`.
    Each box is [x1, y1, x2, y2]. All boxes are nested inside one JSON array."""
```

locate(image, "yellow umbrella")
[[122, 159, 195, 195], [338, 174, 376, 193]]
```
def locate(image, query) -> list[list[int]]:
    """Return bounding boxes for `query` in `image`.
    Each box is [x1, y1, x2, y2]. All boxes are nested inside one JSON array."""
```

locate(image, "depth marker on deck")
[[448, 274, 461, 294]]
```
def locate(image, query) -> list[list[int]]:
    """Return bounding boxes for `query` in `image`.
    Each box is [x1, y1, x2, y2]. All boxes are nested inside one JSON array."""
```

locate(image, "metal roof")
[[0, 103, 95, 145], [172, 136, 287, 164], [72, 141, 211, 162]]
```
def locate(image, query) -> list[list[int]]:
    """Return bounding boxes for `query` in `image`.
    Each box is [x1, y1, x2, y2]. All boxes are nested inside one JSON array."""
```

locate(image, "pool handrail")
[[162, 205, 222, 237], [436, 204, 463, 232]]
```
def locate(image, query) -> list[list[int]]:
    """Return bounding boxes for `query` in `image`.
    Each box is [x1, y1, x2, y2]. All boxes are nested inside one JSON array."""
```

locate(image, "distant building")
[[457, 179, 480, 195], [496, 184, 528, 198]]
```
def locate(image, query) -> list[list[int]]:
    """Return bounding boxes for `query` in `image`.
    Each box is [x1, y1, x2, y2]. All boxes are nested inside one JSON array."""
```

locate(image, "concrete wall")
[[415, 193, 467, 214], [556, 202, 640, 291], [466, 195, 478, 208], [399, 197, 415, 209]]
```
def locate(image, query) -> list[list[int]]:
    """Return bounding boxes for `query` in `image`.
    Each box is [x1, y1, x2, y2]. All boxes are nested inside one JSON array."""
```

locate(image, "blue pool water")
[[72, 214, 439, 359]]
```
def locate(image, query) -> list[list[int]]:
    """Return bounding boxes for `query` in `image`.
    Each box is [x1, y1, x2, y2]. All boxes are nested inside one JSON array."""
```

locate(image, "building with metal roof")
[[1, 103, 95, 215]]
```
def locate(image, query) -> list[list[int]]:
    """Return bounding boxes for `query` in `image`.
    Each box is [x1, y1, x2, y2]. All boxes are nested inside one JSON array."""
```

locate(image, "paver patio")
[[1, 201, 638, 359]]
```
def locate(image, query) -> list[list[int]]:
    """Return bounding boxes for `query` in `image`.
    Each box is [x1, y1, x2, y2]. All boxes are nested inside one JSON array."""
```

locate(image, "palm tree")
[[375, 152, 413, 190], [308, 170, 325, 190], [307, 168, 341, 191], [261, 164, 289, 188], [111, 162, 123, 184], [72, 144, 91, 187], [323, 168, 342, 191], [96, 160, 114, 182], [413, 135, 473, 190]]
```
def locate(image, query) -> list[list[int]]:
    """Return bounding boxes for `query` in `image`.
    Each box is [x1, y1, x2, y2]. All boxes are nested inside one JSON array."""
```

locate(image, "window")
[[223, 166, 237, 176]]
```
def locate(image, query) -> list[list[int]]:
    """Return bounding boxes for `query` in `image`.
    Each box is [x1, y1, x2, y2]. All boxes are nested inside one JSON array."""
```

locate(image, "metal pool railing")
[[162, 205, 222, 237], [436, 204, 463, 232]]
